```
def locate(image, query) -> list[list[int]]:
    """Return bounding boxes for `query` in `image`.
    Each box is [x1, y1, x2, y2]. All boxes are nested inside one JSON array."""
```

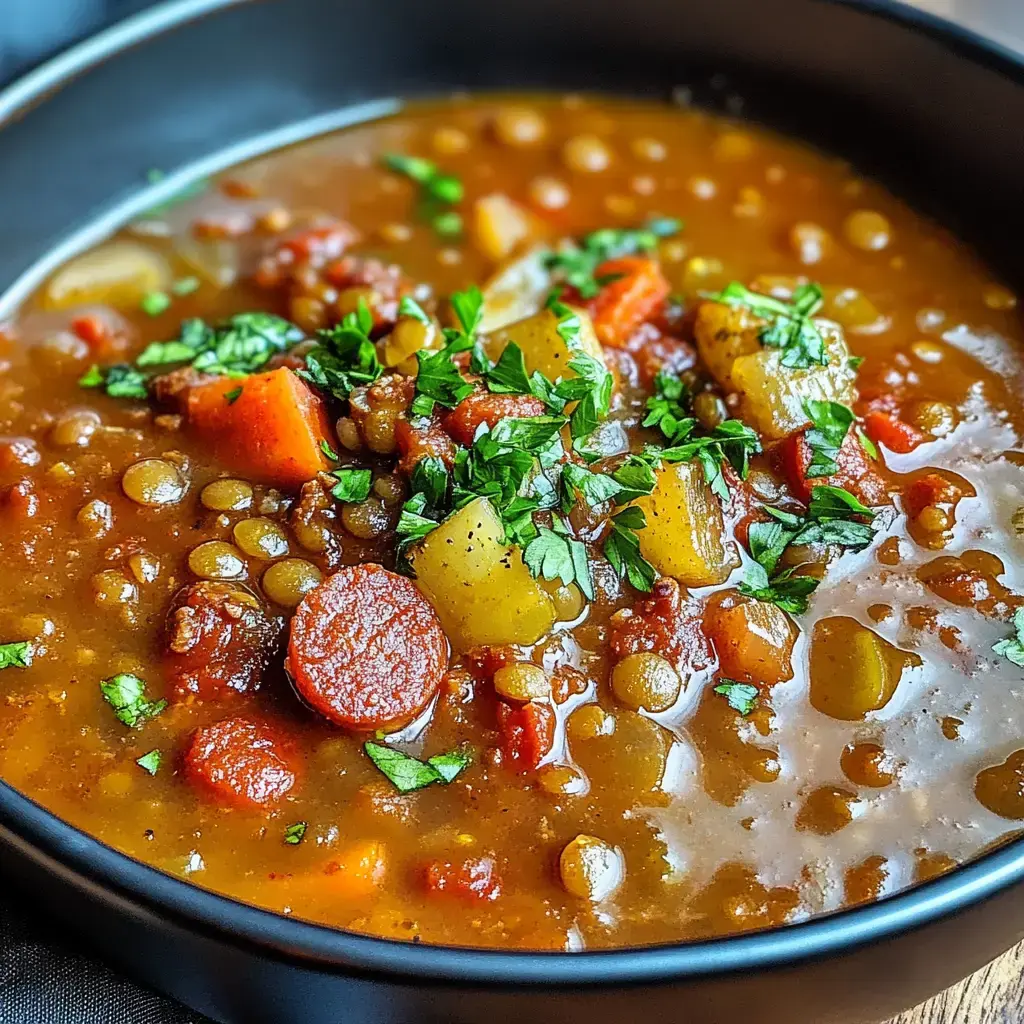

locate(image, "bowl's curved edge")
[[1, 0, 1024, 991]]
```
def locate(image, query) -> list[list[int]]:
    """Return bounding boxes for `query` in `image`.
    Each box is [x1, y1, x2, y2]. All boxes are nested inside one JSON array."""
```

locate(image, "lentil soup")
[[0, 95, 1022, 951]]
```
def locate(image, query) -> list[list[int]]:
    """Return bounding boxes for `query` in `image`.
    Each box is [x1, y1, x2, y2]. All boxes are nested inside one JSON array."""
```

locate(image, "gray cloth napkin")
[[0, 895, 208, 1024]]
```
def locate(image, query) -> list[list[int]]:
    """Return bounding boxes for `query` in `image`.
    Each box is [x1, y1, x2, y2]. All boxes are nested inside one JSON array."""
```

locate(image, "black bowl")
[[1, 2, 1023, 1022]]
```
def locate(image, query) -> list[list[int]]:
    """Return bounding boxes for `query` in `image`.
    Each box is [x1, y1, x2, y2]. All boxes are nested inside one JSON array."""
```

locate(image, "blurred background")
[[0, 0, 1022, 86]]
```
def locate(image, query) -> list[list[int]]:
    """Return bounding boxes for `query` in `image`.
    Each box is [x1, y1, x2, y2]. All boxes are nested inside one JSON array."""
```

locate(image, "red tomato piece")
[[497, 701, 555, 772], [776, 430, 888, 506], [863, 411, 927, 455], [441, 390, 547, 447], [286, 564, 449, 732], [423, 856, 502, 901], [585, 257, 670, 347], [395, 415, 457, 475], [608, 578, 713, 675], [184, 717, 298, 809], [903, 472, 966, 520]]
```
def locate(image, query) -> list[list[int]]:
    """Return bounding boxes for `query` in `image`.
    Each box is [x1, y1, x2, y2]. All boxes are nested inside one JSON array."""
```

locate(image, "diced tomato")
[[441, 390, 547, 447], [863, 411, 927, 455], [185, 367, 332, 489], [608, 577, 713, 675], [70, 314, 127, 358], [776, 430, 888, 506], [497, 700, 554, 772], [903, 472, 966, 521], [423, 856, 502, 901], [585, 257, 670, 348], [464, 645, 522, 681]]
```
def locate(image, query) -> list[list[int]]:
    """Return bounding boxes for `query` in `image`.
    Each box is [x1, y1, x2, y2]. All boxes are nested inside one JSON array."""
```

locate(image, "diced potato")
[[479, 247, 551, 334], [488, 306, 606, 383], [410, 497, 556, 650], [472, 194, 535, 262], [809, 616, 922, 720], [695, 300, 857, 439], [43, 241, 170, 310], [633, 461, 739, 586]]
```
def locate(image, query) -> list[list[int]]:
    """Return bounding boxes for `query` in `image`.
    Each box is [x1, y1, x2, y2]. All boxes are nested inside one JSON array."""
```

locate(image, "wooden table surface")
[[886, 942, 1024, 1023]]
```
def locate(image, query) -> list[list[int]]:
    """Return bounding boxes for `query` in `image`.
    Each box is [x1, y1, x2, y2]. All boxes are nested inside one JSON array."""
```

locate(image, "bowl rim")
[[2, 0, 1024, 989]]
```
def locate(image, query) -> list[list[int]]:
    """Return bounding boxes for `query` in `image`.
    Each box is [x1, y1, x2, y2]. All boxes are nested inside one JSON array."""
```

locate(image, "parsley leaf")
[[383, 153, 464, 205], [283, 821, 308, 845], [135, 750, 162, 775], [803, 400, 854, 478], [79, 363, 149, 400], [610, 455, 659, 503], [223, 386, 243, 405], [644, 371, 692, 441], [329, 468, 372, 503], [738, 565, 820, 615], [320, 439, 340, 461], [140, 291, 171, 317], [364, 741, 470, 793], [523, 517, 594, 599], [398, 296, 431, 324], [561, 463, 622, 511], [99, 673, 167, 728], [656, 420, 762, 501], [409, 456, 450, 512], [0, 641, 32, 669], [713, 680, 759, 716], [807, 485, 875, 521], [706, 281, 827, 369], [545, 218, 683, 299], [299, 299, 382, 400], [603, 507, 657, 592], [480, 342, 532, 395], [856, 427, 879, 461], [994, 607, 1024, 667]]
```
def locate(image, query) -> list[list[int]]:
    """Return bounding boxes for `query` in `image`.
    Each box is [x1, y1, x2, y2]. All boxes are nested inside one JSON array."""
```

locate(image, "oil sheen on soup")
[[0, 95, 1022, 951]]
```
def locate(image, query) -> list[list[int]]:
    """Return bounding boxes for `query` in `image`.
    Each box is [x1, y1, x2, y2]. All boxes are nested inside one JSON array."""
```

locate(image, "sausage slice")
[[286, 564, 449, 731], [184, 717, 297, 808], [165, 582, 279, 700]]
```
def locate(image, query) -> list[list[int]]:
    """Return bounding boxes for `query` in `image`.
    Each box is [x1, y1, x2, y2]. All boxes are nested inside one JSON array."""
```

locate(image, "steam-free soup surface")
[[1, 95, 1022, 950]]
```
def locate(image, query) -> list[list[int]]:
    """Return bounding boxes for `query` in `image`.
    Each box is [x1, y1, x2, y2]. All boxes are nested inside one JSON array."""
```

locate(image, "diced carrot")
[[776, 430, 888, 506], [71, 314, 127, 358], [497, 701, 554, 772], [586, 257, 670, 348], [703, 590, 797, 686], [322, 840, 388, 898], [423, 855, 502, 901], [185, 367, 332, 489], [863, 411, 927, 454], [903, 472, 966, 520]]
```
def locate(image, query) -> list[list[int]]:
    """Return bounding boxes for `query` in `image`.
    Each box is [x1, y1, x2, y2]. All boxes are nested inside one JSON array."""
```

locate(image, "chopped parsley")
[[0, 641, 32, 669], [329, 467, 373, 503], [298, 300, 381, 400], [364, 741, 470, 793], [99, 673, 167, 728], [706, 281, 827, 369], [654, 419, 762, 501], [140, 291, 171, 317], [383, 153, 464, 205], [171, 276, 201, 297], [545, 218, 683, 299], [223, 386, 243, 405], [644, 371, 692, 442], [856, 426, 879, 461], [283, 821, 308, 845], [135, 750, 162, 776], [714, 680, 759, 716], [994, 608, 1024, 667], [320, 439, 340, 461], [432, 211, 463, 238], [523, 516, 594, 599], [410, 285, 483, 417], [79, 363, 149, 400], [397, 296, 431, 324], [603, 506, 658, 592], [739, 485, 877, 613], [803, 399, 854, 478]]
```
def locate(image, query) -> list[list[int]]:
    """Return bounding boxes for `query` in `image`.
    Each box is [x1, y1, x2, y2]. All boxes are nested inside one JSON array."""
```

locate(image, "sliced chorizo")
[[164, 582, 279, 701], [184, 717, 298, 809], [286, 564, 449, 731]]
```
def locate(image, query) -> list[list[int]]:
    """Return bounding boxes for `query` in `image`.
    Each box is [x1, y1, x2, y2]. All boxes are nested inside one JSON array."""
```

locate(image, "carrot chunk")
[[585, 257, 670, 348], [863, 411, 927, 454], [185, 367, 332, 489], [703, 590, 797, 686], [322, 840, 389, 898]]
